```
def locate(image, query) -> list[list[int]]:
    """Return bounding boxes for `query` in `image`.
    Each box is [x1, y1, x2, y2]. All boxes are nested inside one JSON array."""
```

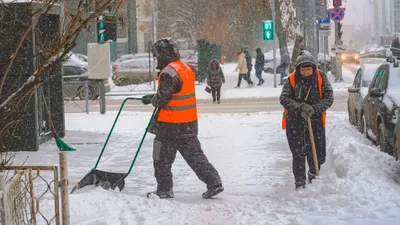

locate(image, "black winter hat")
[[295, 50, 317, 70]]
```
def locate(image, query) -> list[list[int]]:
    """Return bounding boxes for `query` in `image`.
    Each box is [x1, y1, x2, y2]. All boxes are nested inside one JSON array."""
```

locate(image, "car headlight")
[[341, 55, 346, 60], [354, 54, 359, 59]]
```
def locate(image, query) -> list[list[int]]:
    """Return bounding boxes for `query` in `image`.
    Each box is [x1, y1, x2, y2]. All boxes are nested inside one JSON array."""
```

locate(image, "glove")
[[300, 104, 315, 120], [142, 94, 154, 105]]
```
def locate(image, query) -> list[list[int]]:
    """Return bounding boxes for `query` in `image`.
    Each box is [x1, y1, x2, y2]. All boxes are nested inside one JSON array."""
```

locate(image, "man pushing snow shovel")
[[141, 38, 224, 199], [280, 50, 334, 190]]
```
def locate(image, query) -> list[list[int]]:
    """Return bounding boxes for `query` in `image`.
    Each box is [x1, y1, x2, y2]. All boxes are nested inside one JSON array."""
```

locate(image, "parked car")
[[112, 58, 156, 86], [340, 48, 360, 64], [112, 53, 151, 76], [347, 64, 380, 130], [63, 65, 110, 100], [361, 57, 400, 155], [182, 52, 198, 71], [393, 109, 400, 160], [74, 53, 88, 62]]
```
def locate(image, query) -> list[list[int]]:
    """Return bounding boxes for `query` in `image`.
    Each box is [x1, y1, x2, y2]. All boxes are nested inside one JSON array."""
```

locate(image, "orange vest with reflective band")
[[282, 70, 327, 130], [157, 60, 198, 123]]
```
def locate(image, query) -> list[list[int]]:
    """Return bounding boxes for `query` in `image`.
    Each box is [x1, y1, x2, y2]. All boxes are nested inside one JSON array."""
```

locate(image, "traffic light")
[[97, 16, 117, 43], [263, 20, 274, 40], [333, 0, 342, 7], [97, 16, 105, 42], [337, 22, 343, 40]]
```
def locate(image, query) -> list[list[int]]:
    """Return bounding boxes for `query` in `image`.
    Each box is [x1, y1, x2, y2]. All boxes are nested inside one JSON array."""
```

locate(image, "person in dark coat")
[[141, 38, 224, 199], [255, 48, 265, 85], [279, 50, 334, 190], [207, 59, 225, 104], [243, 49, 255, 87]]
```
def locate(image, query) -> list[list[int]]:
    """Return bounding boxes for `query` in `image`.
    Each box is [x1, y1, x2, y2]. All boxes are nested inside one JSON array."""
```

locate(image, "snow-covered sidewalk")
[[13, 111, 400, 225]]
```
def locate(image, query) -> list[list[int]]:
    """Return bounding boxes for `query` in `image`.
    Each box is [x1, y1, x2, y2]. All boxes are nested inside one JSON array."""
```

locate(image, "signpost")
[[330, 6, 345, 82]]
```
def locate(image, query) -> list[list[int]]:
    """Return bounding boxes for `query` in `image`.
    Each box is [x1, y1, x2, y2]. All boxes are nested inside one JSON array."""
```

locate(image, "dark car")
[[347, 64, 380, 130], [393, 109, 400, 160], [63, 65, 110, 100], [361, 57, 400, 155]]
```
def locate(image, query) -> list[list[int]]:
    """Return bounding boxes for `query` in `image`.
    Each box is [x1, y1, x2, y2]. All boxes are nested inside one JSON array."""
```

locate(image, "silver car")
[[347, 64, 380, 132]]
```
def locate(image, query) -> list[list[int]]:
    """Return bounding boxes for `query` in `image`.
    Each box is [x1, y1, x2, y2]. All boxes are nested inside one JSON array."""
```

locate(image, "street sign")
[[318, 12, 330, 24], [263, 20, 274, 40], [330, 7, 345, 23]]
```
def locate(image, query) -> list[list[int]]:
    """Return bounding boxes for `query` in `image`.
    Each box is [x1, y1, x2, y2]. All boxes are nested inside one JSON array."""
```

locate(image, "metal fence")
[[0, 166, 61, 225], [63, 78, 90, 114]]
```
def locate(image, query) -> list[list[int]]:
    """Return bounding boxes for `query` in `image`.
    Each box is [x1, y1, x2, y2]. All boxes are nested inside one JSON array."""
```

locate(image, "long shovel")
[[71, 97, 157, 194], [307, 116, 320, 176]]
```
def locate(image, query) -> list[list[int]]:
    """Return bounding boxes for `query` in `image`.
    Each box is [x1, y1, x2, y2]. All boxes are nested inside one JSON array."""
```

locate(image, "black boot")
[[295, 181, 306, 190], [147, 189, 174, 199], [202, 184, 224, 199], [308, 171, 316, 183]]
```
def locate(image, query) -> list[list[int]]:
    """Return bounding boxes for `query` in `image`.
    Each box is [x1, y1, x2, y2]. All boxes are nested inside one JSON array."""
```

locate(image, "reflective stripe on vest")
[[282, 70, 327, 130], [157, 60, 198, 123]]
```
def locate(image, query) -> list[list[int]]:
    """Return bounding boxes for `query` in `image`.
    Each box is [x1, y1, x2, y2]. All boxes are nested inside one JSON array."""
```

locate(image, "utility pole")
[[152, 0, 157, 91], [272, 0, 277, 88], [127, 0, 137, 54], [304, 0, 318, 60]]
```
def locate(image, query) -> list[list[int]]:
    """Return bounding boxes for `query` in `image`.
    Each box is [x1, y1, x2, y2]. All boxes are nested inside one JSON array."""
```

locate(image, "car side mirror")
[[370, 88, 383, 97], [348, 86, 359, 93]]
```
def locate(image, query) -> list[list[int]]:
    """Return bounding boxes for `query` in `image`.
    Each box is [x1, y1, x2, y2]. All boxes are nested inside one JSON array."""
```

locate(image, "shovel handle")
[[94, 97, 153, 169], [307, 116, 320, 176]]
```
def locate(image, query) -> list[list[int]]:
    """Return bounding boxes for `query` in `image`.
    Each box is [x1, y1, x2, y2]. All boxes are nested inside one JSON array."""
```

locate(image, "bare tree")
[[0, 0, 124, 165]]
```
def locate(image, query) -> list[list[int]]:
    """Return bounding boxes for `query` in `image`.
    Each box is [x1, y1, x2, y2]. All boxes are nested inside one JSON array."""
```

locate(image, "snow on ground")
[[13, 111, 400, 225], [106, 63, 355, 100]]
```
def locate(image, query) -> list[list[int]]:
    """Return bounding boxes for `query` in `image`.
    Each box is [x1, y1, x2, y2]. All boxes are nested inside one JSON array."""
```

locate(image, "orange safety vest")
[[282, 70, 327, 130], [157, 60, 198, 123]]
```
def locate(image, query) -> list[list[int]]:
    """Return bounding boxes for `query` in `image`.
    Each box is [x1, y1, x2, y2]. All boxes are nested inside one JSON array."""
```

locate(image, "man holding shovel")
[[280, 50, 334, 190], [142, 38, 223, 199]]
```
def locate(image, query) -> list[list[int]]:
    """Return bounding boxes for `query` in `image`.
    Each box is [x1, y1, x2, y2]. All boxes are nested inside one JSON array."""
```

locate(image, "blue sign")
[[330, 7, 345, 22], [318, 13, 330, 24]]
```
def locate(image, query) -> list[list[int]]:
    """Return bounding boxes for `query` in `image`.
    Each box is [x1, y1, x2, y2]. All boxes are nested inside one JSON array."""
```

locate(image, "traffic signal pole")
[[272, 0, 277, 88], [304, 0, 318, 60]]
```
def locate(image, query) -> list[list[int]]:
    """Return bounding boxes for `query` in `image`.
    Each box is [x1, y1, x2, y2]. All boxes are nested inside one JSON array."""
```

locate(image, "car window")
[[63, 67, 76, 76], [370, 70, 380, 89], [379, 68, 389, 92], [353, 69, 362, 87], [374, 70, 383, 89]]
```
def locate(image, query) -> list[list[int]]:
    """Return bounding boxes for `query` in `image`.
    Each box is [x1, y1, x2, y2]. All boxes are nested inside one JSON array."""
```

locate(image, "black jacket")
[[255, 48, 265, 68], [149, 61, 198, 140], [280, 70, 334, 127], [207, 60, 225, 88]]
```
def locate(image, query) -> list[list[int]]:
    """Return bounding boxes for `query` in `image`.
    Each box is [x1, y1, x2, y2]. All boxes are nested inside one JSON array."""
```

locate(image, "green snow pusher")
[[71, 97, 157, 194]]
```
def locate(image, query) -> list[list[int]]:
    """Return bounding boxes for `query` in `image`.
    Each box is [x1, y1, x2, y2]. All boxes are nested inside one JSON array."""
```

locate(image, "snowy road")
[[13, 111, 400, 225]]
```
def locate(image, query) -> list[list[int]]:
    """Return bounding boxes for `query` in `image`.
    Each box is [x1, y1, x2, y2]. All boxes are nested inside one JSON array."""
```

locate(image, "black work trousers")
[[153, 136, 222, 192]]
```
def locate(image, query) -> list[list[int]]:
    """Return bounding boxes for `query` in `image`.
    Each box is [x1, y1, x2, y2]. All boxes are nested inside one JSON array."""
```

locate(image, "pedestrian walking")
[[280, 50, 334, 190], [207, 59, 225, 104], [255, 48, 265, 85]]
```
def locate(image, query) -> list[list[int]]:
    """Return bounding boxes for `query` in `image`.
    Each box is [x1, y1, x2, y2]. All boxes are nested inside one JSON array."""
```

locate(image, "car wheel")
[[348, 107, 355, 126], [361, 114, 370, 140], [393, 135, 399, 161], [378, 123, 393, 156], [78, 85, 95, 100], [357, 113, 365, 133]]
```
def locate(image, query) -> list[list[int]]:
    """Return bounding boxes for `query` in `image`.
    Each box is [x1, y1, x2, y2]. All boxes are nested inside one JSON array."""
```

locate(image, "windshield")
[[362, 66, 379, 87]]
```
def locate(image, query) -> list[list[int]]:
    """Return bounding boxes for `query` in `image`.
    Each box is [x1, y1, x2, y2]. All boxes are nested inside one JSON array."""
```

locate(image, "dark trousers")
[[153, 136, 222, 191], [211, 86, 221, 102], [286, 119, 326, 185], [237, 73, 253, 87]]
